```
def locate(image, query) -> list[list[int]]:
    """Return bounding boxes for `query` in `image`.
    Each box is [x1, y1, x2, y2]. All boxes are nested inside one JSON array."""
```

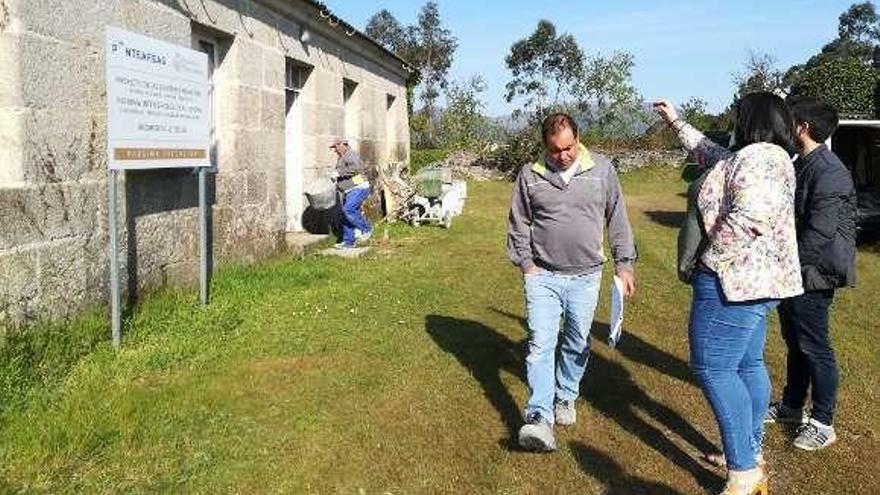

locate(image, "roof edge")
[[300, 0, 418, 80]]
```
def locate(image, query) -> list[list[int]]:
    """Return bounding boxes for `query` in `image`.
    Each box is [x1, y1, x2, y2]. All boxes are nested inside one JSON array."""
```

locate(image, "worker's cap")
[[329, 138, 350, 148]]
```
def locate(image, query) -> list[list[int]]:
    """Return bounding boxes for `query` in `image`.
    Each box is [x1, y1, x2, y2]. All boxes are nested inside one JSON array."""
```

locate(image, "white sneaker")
[[518, 412, 556, 452], [793, 418, 837, 451], [554, 400, 576, 426]]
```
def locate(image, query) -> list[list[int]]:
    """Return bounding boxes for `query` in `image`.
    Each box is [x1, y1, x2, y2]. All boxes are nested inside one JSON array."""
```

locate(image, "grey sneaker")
[[793, 418, 837, 451], [764, 401, 806, 424], [518, 412, 556, 452], [356, 230, 372, 243], [554, 399, 576, 426]]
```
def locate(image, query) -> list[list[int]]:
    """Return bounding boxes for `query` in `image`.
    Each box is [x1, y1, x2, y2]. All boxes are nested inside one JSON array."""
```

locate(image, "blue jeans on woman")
[[689, 271, 778, 471], [524, 270, 602, 422], [340, 186, 372, 246]]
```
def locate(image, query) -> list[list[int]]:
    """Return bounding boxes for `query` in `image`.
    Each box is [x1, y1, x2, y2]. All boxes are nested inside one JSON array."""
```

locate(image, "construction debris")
[[444, 150, 508, 181]]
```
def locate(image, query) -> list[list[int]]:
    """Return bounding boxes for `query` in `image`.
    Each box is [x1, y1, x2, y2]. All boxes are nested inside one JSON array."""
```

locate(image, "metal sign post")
[[199, 167, 209, 305], [108, 169, 121, 348]]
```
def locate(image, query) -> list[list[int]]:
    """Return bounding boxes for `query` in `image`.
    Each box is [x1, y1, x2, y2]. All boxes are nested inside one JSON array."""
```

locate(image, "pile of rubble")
[[443, 150, 509, 181]]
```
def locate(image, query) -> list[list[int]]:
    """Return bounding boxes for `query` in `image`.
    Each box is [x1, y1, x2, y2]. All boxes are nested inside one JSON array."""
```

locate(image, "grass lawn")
[[1, 166, 878, 494]]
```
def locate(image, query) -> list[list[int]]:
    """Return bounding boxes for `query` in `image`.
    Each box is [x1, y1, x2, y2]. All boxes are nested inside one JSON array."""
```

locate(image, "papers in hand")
[[609, 275, 625, 348]]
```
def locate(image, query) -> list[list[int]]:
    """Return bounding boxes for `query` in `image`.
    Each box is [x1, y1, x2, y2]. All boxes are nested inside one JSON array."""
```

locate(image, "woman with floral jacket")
[[654, 93, 803, 495]]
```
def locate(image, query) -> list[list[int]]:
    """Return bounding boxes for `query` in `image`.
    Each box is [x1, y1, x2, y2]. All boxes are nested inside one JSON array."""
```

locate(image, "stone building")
[[0, 0, 413, 324]]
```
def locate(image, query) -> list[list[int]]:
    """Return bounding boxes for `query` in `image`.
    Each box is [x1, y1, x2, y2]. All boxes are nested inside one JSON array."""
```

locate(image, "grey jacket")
[[336, 149, 368, 192], [507, 148, 637, 274]]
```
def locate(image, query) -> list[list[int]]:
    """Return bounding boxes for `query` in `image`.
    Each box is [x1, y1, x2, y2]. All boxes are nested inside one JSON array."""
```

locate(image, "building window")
[[191, 27, 229, 169], [285, 59, 311, 95], [343, 78, 359, 142], [385, 93, 398, 161]]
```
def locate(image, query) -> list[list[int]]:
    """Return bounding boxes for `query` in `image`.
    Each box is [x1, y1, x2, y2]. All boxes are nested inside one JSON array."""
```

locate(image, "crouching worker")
[[330, 138, 372, 248], [506, 112, 637, 452]]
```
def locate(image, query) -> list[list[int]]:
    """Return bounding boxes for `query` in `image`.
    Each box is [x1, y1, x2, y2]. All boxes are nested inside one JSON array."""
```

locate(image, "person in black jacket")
[[765, 96, 858, 451]]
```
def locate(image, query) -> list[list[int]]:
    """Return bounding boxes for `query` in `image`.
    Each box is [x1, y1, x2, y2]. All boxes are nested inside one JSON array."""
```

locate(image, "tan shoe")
[[719, 467, 768, 495]]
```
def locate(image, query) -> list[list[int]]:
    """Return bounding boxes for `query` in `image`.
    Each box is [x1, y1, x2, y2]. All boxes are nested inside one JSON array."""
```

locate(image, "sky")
[[326, 0, 861, 117]]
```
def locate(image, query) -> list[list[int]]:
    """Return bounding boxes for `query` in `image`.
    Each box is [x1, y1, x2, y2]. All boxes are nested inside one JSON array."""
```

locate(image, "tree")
[[438, 76, 493, 151], [364, 4, 458, 146], [791, 57, 879, 118], [838, 1, 880, 50], [504, 20, 585, 118], [411, 2, 458, 143], [365, 9, 408, 54], [785, 2, 880, 88], [783, 2, 880, 117], [578, 51, 651, 140], [733, 50, 784, 97], [680, 97, 712, 131]]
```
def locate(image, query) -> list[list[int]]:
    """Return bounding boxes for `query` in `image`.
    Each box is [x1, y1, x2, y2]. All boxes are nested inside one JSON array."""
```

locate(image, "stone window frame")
[[191, 28, 225, 170]]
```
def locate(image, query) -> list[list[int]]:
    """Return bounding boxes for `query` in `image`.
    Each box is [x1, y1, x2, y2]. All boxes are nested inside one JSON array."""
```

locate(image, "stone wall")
[[0, 0, 411, 325], [594, 148, 688, 174]]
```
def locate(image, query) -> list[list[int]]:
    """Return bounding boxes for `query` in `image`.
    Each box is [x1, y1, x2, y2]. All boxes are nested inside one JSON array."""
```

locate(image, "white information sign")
[[106, 26, 210, 170]]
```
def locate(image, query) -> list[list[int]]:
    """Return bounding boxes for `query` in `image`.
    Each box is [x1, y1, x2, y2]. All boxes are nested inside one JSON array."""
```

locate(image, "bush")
[[487, 126, 543, 176], [792, 57, 880, 118], [409, 148, 450, 173]]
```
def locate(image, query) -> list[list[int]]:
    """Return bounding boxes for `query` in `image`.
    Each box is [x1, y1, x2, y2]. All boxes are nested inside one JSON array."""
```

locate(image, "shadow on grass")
[[426, 310, 721, 489], [424, 314, 525, 449], [489, 308, 694, 386], [570, 442, 683, 495], [644, 210, 686, 229]]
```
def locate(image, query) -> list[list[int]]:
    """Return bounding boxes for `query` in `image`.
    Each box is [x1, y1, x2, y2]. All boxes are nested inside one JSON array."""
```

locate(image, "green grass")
[[1, 167, 878, 494]]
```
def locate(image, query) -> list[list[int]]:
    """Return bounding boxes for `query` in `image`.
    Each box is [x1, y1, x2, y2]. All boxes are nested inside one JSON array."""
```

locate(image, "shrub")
[[488, 126, 543, 176], [409, 148, 450, 173], [792, 57, 880, 118]]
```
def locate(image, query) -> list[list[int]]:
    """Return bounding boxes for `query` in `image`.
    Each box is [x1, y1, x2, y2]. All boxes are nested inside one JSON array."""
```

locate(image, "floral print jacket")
[[675, 121, 804, 302]]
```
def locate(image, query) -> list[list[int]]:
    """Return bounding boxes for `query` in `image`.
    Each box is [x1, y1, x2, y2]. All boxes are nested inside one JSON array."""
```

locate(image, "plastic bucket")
[[305, 188, 337, 210]]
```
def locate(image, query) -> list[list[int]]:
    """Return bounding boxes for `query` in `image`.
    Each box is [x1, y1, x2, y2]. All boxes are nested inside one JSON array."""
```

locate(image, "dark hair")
[[542, 113, 579, 143], [734, 92, 797, 154], [787, 95, 839, 143]]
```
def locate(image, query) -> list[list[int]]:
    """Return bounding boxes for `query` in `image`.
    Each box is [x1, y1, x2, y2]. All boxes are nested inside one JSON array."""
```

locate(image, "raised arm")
[[653, 100, 732, 169]]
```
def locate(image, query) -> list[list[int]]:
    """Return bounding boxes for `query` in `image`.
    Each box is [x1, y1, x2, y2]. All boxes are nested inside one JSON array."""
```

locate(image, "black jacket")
[[793, 145, 857, 291]]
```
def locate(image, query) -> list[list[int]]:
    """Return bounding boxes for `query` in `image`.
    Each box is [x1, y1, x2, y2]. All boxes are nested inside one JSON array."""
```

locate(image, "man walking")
[[330, 138, 372, 249], [765, 97, 857, 451], [507, 113, 637, 452]]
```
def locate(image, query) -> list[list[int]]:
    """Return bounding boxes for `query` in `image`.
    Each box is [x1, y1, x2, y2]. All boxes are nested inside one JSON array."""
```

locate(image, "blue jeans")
[[779, 290, 838, 426], [524, 270, 602, 422], [689, 272, 778, 471], [341, 186, 372, 245]]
